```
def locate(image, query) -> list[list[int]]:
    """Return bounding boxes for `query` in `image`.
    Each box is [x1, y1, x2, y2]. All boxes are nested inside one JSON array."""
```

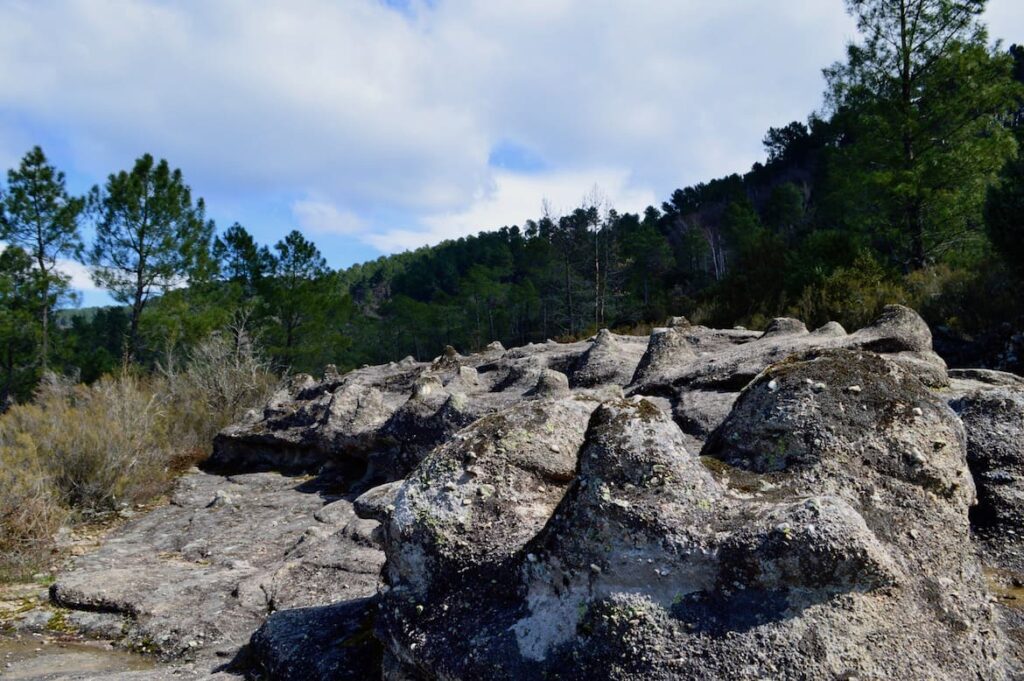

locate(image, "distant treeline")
[[2, 0, 1024, 402]]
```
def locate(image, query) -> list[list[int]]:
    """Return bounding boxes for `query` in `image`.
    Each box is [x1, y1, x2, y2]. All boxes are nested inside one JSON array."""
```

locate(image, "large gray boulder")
[[950, 385, 1024, 565], [376, 350, 1009, 679], [248, 597, 382, 680]]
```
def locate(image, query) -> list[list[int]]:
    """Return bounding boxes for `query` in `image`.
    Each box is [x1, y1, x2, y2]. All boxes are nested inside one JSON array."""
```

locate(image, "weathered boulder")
[[628, 328, 697, 391], [248, 597, 382, 681], [760, 317, 808, 338], [951, 387, 1024, 553], [210, 336, 594, 485], [44, 306, 1024, 680], [376, 350, 1008, 679], [632, 305, 948, 394], [209, 361, 422, 476], [568, 330, 647, 388], [383, 396, 599, 602], [671, 389, 738, 441]]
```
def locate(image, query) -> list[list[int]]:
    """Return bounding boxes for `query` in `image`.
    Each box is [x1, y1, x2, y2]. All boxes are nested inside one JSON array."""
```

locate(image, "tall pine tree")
[[825, 0, 1021, 268], [88, 154, 213, 363], [0, 146, 84, 369]]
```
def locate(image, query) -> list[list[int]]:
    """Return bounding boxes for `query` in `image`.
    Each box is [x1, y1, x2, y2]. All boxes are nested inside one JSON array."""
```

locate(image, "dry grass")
[[0, 434, 67, 581], [0, 330, 278, 579]]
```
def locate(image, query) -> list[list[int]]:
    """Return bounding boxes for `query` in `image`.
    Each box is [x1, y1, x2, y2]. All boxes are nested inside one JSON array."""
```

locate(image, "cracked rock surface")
[[39, 471, 383, 678]]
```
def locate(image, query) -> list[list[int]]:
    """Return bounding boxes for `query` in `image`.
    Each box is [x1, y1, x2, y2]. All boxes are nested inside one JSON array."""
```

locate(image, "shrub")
[[0, 329, 278, 580], [788, 253, 910, 329], [1, 373, 168, 512], [0, 434, 66, 580], [159, 328, 278, 465]]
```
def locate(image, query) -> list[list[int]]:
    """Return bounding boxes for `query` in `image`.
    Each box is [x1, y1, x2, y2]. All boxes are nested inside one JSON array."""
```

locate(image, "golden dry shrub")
[[1, 373, 170, 512], [0, 331, 278, 580], [158, 330, 279, 466], [0, 433, 66, 579]]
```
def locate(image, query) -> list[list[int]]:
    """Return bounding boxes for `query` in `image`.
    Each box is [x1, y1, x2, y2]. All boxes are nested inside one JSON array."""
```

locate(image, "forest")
[[2, 1, 1023, 406]]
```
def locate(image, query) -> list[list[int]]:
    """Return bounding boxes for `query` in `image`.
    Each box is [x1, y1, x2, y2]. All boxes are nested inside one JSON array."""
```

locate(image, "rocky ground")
[[3, 305, 1024, 679]]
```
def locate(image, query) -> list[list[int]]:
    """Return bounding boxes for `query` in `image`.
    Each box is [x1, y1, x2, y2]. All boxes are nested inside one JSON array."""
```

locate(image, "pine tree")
[[87, 154, 213, 363], [825, 0, 1021, 268], [0, 146, 84, 369]]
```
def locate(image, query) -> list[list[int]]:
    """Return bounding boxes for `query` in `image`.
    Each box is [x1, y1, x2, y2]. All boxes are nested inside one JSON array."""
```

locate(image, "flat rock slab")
[[0, 637, 175, 681], [45, 470, 383, 671]]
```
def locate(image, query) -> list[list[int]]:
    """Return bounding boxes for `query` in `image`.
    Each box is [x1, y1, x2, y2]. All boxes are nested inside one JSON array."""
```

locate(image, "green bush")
[[787, 253, 910, 330]]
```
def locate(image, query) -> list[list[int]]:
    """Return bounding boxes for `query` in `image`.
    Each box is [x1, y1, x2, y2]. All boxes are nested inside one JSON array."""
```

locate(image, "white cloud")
[[292, 199, 367, 236], [55, 259, 100, 292], [366, 167, 657, 252], [0, 243, 99, 293], [1, 0, 1020, 262], [0, 1, 857, 212]]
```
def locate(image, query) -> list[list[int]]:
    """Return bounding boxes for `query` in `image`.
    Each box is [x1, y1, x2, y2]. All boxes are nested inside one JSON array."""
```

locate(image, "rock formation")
[[13, 305, 1024, 680]]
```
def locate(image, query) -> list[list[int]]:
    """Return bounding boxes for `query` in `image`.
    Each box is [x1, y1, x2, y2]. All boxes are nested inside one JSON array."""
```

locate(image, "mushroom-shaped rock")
[[378, 349, 1006, 680], [703, 349, 971, 506], [760, 317, 809, 339], [629, 328, 698, 393], [528, 369, 570, 397], [383, 396, 598, 599], [569, 329, 645, 388]]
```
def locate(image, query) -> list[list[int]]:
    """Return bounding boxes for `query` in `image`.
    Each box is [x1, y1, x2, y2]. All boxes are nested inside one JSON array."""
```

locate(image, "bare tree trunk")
[[40, 278, 49, 371], [594, 226, 601, 328], [564, 253, 574, 337]]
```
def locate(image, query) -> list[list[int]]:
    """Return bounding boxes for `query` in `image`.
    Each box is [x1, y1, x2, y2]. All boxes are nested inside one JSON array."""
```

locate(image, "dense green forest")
[[2, 0, 1024, 405]]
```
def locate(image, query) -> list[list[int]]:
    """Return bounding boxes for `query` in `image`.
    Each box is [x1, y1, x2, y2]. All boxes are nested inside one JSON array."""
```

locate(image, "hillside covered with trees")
[[2, 0, 1023, 405]]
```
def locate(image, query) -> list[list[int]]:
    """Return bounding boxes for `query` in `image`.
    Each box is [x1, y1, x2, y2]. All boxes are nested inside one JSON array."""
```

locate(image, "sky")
[[0, 0, 1021, 307]]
